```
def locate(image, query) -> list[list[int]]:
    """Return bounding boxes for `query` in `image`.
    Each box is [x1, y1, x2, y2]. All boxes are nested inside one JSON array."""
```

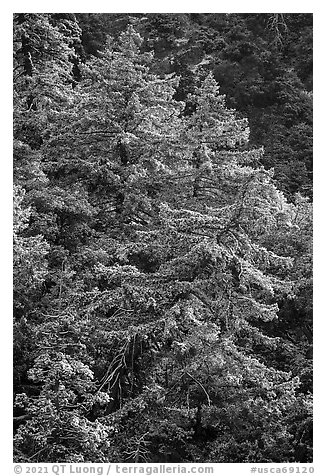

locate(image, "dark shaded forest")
[[13, 13, 313, 463]]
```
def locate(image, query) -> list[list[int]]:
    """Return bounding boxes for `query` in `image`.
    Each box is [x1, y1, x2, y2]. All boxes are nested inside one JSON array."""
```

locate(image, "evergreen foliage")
[[75, 13, 312, 197], [13, 14, 312, 464]]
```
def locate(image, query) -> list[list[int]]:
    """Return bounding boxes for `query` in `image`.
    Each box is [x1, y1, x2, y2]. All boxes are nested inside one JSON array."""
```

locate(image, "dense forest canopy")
[[13, 13, 312, 464]]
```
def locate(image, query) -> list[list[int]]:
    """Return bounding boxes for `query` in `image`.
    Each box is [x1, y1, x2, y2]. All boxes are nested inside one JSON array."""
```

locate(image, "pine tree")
[[13, 21, 312, 463], [93, 73, 304, 463]]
